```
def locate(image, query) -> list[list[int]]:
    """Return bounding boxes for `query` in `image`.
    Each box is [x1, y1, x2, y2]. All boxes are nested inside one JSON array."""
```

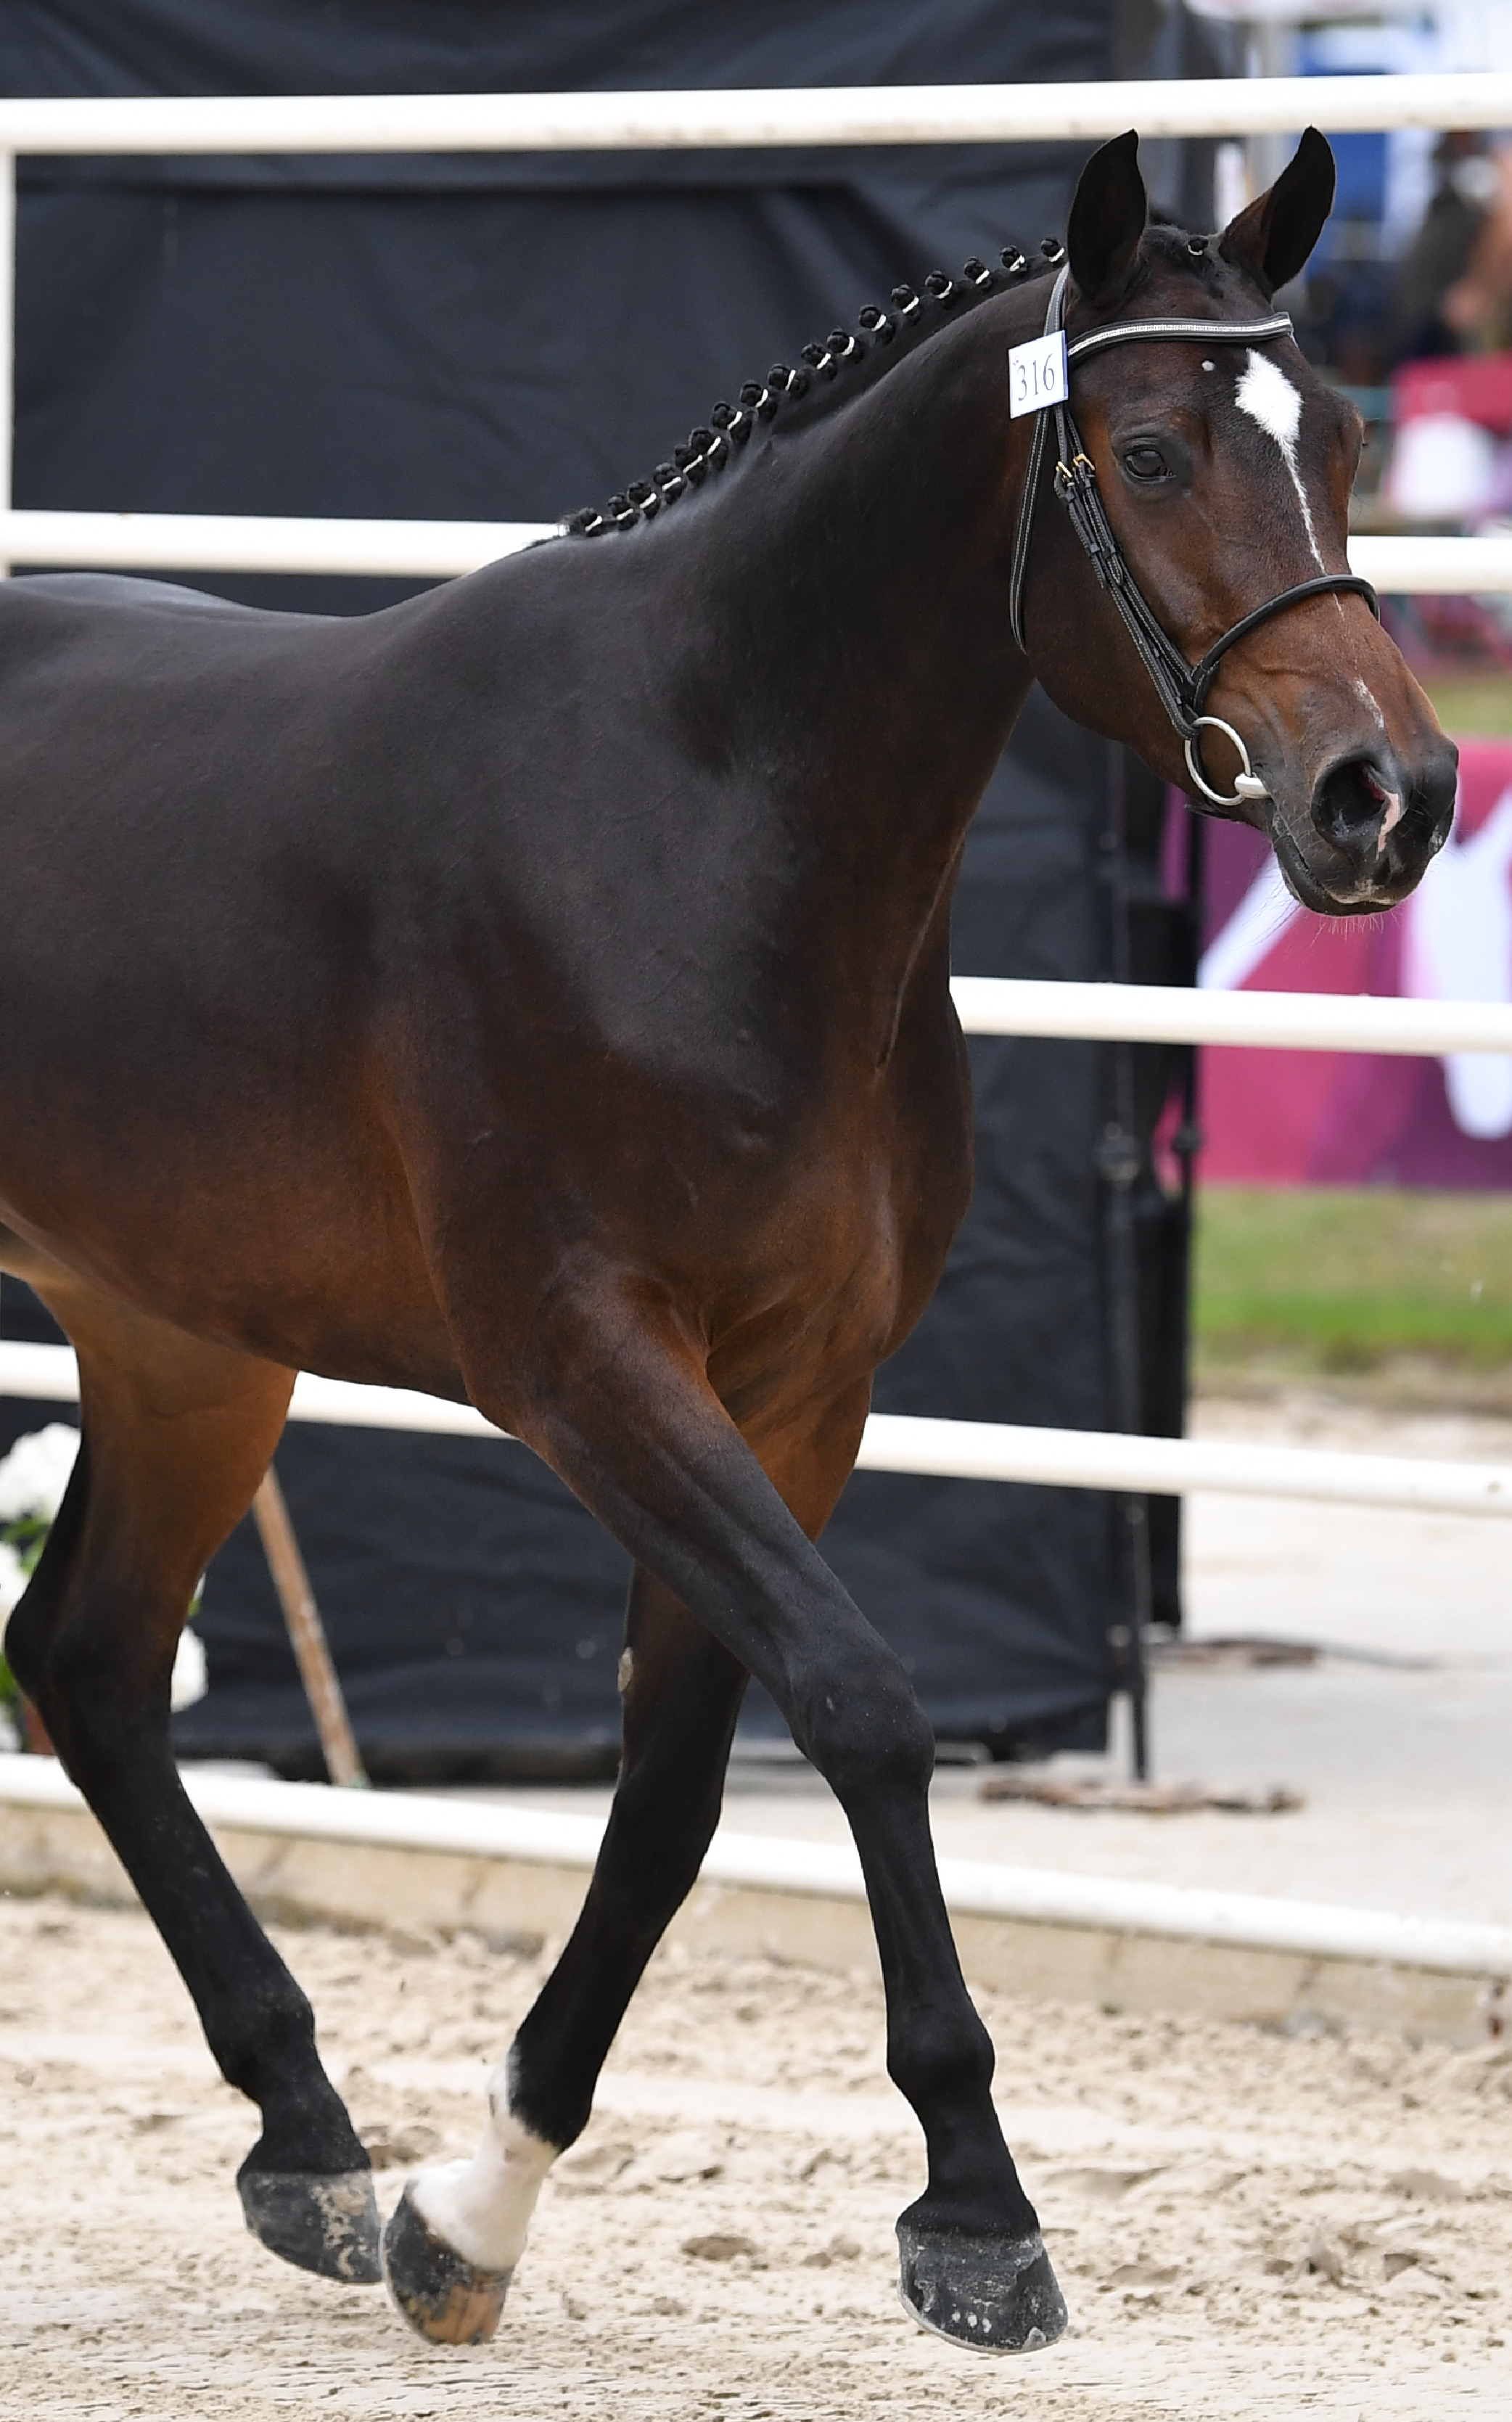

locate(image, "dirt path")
[[3, 1891, 1510, 2419]]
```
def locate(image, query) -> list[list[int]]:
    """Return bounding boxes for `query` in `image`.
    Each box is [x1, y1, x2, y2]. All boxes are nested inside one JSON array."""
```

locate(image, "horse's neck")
[[669, 299, 1038, 1013]]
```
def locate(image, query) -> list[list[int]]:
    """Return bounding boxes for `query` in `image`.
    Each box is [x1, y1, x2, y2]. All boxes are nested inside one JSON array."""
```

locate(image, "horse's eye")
[[1122, 444, 1169, 483]]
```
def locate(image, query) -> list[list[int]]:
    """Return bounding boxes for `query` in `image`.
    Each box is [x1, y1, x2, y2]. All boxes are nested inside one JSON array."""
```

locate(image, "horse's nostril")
[[1312, 742, 1458, 881], [1312, 755, 1392, 848]]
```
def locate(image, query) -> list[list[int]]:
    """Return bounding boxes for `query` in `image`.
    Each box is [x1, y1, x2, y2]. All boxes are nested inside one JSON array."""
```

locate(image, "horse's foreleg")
[[383, 1567, 747, 2344], [3, 1282, 380, 2286], [389, 1304, 1065, 2355]]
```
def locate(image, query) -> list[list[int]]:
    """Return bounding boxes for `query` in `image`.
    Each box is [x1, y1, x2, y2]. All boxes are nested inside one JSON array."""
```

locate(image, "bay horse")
[[0, 129, 1454, 2355]]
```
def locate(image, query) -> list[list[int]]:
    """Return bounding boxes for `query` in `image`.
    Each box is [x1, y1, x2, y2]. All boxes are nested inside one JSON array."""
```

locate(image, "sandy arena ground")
[[2, 1889, 1511, 2421]]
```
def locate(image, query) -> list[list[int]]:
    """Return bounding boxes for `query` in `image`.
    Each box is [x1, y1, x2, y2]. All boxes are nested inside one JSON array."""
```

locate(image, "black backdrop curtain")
[[0, 0, 1193, 1777]]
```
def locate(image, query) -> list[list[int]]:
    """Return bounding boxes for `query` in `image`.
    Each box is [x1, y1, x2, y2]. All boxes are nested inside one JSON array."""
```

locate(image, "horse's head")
[[1020, 128, 1456, 915]]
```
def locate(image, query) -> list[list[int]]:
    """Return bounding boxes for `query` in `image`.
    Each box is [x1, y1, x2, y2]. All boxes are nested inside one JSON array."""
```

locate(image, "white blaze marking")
[[1345, 681, 1402, 847], [410, 2054, 556, 2273], [1234, 350, 1326, 572]]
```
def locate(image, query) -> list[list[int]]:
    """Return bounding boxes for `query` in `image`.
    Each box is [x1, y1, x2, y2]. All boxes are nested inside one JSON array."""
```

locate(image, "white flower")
[[0, 1426, 207, 1712], [0, 1424, 81, 1526], [0, 1538, 28, 1619], [171, 1627, 208, 1712]]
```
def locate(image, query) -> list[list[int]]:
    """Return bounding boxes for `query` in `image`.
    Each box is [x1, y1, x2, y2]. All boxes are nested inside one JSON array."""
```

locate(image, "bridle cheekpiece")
[[1008, 266, 1380, 810]]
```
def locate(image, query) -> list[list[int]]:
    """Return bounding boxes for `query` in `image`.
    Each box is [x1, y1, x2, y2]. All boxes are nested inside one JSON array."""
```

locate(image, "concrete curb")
[[0, 1758, 1505, 2048]]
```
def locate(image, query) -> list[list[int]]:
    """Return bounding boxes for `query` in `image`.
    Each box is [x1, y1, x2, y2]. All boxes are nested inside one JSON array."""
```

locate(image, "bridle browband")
[[1008, 267, 1381, 810]]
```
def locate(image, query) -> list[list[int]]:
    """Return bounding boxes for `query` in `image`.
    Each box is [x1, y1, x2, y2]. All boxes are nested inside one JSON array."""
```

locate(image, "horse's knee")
[[4, 1524, 160, 1745], [887, 1998, 998, 2117], [2, 1588, 49, 1709], [25, 1593, 175, 1754], [794, 1647, 934, 1806], [4, 1528, 78, 1715]]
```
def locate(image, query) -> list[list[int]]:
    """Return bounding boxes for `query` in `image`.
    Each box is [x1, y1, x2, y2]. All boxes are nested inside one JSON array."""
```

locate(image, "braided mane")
[[561, 240, 1066, 540]]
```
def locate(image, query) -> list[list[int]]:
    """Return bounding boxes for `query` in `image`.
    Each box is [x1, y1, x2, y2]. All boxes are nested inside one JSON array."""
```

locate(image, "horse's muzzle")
[[1296, 734, 1458, 911]]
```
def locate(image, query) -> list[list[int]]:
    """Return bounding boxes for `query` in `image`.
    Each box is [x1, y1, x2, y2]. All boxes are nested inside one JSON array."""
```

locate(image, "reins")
[[1008, 266, 1381, 810]]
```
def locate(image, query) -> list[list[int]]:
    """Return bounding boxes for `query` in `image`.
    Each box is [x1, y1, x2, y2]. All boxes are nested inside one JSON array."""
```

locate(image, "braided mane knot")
[[561, 244, 1059, 541]]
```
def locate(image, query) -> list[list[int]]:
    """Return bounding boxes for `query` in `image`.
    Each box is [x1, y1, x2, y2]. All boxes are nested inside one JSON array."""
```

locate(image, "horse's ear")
[[1218, 126, 1336, 298], [1067, 131, 1148, 306]]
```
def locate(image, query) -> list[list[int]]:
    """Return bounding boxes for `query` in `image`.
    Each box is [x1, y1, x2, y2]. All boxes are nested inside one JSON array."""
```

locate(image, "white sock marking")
[[410, 2054, 556, 2274], [1234, 351, 1326, 573]]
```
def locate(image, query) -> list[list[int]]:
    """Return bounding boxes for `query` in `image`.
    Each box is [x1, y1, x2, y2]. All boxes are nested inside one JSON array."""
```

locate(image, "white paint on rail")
[[1, 1753, 1507, 1979], [6, 1343, 1512, 1518], [0, 78, 1511, 155]]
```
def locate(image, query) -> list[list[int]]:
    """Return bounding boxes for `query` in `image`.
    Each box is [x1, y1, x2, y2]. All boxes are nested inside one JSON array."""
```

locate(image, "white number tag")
[[1008, 330, 1069, 419]]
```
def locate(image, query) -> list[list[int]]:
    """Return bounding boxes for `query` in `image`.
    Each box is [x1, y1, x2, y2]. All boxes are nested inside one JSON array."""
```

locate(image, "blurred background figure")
[[1180, 4, 1512, 655], [1437, 138, 1512, 352], [1387, 132, 1511, 367]]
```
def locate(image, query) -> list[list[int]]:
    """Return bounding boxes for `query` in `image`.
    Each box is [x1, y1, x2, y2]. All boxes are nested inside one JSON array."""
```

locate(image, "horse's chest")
[[700, 1044, 973, 1395]]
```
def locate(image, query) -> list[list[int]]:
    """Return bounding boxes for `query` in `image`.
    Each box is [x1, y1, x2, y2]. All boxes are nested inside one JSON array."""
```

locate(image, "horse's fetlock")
[[504, 2029, 588, 2154], [889, 2007, 997, 2117], [211, 1976, 321, 2103]]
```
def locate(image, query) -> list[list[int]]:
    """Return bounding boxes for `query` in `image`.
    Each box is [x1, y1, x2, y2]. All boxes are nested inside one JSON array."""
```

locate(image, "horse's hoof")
[[896, 2220, 1068, 2352], [381, 2180, 513, 2345], [237, 2162, 382, 2284]]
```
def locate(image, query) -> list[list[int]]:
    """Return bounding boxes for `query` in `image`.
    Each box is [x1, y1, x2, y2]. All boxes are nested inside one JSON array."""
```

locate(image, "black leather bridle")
[[1008, 266, 1381, 810]]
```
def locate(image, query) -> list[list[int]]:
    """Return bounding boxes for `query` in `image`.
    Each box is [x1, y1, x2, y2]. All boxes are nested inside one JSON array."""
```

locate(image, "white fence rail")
[[953, 980, 1512, 1057], [1351, 536, 1512, 597], [6, 1339, 1512, 1523], [3, 514, 1509, 596], [1, 76, 1511, 155], [0, 511, 551, 580]]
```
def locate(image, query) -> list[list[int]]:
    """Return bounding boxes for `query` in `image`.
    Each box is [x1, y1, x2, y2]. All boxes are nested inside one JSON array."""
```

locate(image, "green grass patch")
[[1193, 1187, 1512, 1375], [1422, 673, 1512, 738]]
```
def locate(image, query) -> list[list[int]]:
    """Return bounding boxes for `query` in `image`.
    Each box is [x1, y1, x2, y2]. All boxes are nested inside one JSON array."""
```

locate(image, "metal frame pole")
[[0, 147, 13, 575], [1099, 747, 1152, 1782]]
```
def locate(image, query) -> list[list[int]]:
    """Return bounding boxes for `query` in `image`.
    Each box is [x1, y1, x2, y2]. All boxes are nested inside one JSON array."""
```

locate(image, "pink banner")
[[1196, 740, 1512, 1189]]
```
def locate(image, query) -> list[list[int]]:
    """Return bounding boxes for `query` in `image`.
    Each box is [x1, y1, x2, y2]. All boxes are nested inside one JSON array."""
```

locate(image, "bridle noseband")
[[1008, 267, 1380, 810]]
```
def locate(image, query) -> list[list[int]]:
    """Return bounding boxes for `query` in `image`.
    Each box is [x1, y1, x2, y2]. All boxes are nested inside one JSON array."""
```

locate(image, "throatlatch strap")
[[1008, 405, 1055, 653]]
